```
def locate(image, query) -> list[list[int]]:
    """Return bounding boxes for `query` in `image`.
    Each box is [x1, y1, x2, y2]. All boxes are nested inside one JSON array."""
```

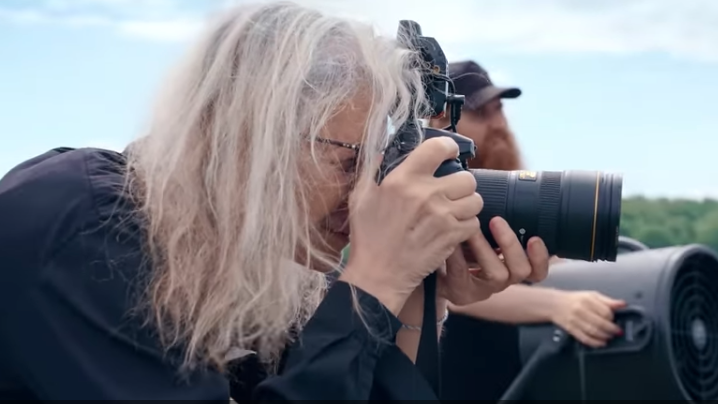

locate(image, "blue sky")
[[1, 0, 716, 199]]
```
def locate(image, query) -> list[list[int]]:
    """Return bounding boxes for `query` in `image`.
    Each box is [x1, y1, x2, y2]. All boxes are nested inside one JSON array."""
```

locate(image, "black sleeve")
[[0, 149, 230, 401], [252, 281, 403, 400]]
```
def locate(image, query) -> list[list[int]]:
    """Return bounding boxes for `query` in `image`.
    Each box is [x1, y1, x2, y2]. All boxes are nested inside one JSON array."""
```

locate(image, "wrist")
[[398, 284, 449, 327], [544, 288, 569, 323], [339, 265, 409, 316]]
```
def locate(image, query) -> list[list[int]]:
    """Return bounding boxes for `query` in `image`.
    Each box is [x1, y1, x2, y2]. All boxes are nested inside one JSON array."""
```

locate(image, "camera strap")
[[415, 272, 441, 396]]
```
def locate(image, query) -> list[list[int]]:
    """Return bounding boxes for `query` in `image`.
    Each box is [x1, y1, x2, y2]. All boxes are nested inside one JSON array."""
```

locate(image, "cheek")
[[492, 114, 508, 130], [458, 120, 487, 145], [304, 167, 352, 224]]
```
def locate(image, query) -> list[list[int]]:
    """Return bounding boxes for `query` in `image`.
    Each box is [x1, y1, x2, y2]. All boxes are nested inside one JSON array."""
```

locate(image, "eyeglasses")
[[315, 137, 361, 152], [315, 136, 362, 174]]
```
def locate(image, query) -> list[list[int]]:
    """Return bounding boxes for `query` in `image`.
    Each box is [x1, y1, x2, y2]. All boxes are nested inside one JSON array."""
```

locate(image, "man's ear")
[[427, 118, 445, 128], [428, 106, 452, 128]]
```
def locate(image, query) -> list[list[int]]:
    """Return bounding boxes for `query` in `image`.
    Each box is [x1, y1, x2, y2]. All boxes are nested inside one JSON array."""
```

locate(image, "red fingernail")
[[616, 329, 624, 336]]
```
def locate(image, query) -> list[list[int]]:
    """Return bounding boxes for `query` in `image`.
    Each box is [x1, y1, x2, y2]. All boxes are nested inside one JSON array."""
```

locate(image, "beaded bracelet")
[[401, 308, 450, 331]]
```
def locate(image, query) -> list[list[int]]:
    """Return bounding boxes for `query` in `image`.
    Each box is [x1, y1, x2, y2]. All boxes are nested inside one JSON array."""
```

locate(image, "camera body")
[[379, 20, 475, 181]]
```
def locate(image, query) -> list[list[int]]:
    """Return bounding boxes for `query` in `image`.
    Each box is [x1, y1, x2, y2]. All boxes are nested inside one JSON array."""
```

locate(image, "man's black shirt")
[[0, 147, 438, 401], [441, 314, 522, 401]]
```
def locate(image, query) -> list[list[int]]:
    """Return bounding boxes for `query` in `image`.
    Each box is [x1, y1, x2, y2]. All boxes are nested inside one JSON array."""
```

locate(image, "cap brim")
[[466, 86, 522, 110]]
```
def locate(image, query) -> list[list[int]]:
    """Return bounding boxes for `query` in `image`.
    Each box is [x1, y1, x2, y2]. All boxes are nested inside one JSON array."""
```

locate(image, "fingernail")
[[616, 329, 624, 336]]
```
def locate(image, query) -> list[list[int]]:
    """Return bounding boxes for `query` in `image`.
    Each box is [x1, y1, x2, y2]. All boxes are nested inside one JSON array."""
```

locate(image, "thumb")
[[355, 153, 384, 190], [446, 245, 468, 278], [350, 154, 383, 207]]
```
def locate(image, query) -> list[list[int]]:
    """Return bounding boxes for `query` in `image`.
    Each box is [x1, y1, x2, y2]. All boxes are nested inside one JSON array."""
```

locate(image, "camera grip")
[[433, 158, 464, 178]]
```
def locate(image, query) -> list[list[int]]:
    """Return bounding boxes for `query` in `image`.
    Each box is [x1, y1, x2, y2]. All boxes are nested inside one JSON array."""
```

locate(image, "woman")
[[0, 3, 549, 401]]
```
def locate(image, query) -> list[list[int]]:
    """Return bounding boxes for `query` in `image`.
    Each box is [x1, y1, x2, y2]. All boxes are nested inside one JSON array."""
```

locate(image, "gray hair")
[[125, 1, 426, 370]]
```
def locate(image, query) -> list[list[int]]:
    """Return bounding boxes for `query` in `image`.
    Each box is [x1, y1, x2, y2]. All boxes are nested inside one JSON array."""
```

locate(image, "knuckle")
[[441, 137, 460, 156], [428, 204, 457, 231], [512, 264, 531, 282], [425, 137, 459, 156], [473, 193, 484, 212], [493, 268, 510, 285], [381, 174, 404, 193], [436, 205, 455, 223], [456, 170, 478, 192]]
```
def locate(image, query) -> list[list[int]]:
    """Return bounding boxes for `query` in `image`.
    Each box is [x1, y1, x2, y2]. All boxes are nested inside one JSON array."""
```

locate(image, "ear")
[[427, 116, 447, 128], [428, 106, 453, 128]]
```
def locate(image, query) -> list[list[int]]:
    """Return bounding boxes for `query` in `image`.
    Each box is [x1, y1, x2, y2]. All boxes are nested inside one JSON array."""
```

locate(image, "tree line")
[[620, 196, 718, 251]]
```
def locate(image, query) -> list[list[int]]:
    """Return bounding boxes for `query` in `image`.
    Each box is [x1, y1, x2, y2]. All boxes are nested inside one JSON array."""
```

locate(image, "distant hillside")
[[620, 197, 718, 250]]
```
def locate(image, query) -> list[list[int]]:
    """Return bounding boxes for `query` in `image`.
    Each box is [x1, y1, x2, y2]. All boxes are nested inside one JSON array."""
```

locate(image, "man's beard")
[[468, 126, 523, 171]]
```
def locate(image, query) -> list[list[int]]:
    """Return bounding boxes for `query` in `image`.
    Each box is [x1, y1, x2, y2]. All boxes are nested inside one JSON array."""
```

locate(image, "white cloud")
[[0, 0, 202, 42], [117, 18, 201, 42], [289, 0, 718, 63], [2, 0, 718, 62]]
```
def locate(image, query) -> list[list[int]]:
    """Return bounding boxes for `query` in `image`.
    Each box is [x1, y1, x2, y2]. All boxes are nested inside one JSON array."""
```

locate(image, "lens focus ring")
[[537, 172, 562, 252]]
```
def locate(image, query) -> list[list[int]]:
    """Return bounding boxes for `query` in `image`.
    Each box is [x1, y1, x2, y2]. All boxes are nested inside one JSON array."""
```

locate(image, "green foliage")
[[620, 197, 718, 251]]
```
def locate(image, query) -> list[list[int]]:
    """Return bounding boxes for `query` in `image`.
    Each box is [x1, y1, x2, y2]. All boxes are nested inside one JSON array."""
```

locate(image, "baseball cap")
[[448, 60, 522, 110]]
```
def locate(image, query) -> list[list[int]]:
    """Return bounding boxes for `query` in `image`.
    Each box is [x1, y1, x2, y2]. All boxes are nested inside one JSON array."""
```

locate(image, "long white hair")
[[126, 1, 426, 370]]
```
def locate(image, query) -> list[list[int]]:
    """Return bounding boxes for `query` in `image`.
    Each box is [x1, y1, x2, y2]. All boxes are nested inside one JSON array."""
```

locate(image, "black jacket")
[[0, 148, 439, 401]]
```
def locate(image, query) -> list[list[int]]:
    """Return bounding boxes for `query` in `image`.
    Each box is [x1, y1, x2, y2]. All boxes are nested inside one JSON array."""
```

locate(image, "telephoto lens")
[[472, 169, 623, 262]]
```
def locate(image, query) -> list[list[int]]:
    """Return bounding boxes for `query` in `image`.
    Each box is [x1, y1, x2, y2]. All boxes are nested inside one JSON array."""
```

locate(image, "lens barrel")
[[471, 169, 623, 262]]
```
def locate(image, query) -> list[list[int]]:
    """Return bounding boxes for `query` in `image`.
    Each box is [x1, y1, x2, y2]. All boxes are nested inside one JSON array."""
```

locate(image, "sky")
[[0, 0, 717, 199]]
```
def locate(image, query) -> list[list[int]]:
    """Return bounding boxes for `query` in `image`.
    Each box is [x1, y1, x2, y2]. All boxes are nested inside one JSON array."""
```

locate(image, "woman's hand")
[[340, 137, 494, 316], [550, 291, 626, 347], [439, 216, 550, 306]]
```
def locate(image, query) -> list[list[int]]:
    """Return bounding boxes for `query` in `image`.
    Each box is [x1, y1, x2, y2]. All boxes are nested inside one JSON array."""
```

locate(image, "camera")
[[383, 20, 624, 262]]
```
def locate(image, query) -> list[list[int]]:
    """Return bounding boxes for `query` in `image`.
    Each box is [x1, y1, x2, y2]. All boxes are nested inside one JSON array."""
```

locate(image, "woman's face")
[[302, 96, 371, 265]]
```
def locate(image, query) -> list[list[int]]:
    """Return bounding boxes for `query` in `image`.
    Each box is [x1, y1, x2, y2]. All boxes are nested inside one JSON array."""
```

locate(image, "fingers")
[[570, 326, 609, 348], [453, 217, 482, 244], [449, 193, 484, 221], [582, 311, 621, 338], [597, 294, 627, 309], [526, 237, 550, 283], [565, 313, 615, 348], [438, 171, 477, 200], [398, 137, 460, 177], [489, 217, 532, 284], [446, 245, 468, 274], [463, 227, 510, 289], [565, 293, 624, 348], [586, 295, 624, 335]]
